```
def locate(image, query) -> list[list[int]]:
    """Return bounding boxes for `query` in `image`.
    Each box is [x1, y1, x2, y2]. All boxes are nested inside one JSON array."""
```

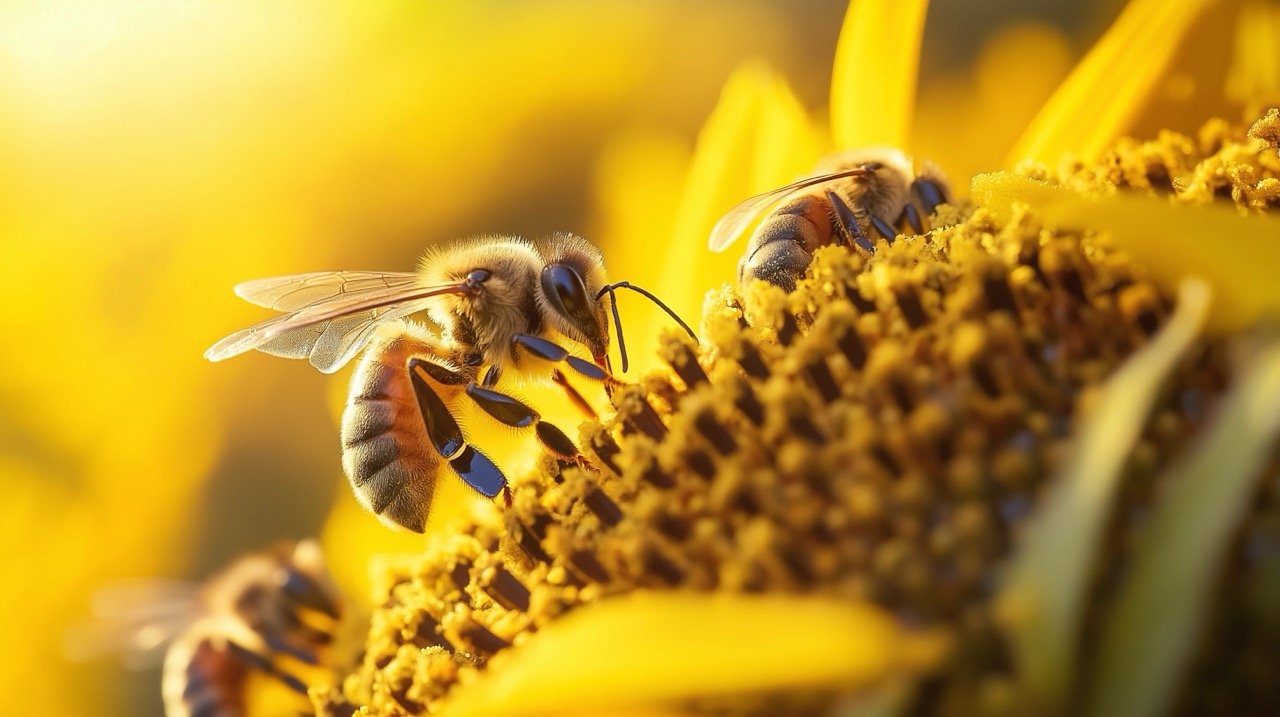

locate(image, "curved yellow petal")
[[1086, 335, 1280, 717], [1227, 0, 1280, 111], [662, 63, 821, 313], [830, 0, 929, 150], [995, 280, 1212, 711], [1008, 0, 1227, 165], [440, 592, 951, 717], [971, 172, 1280, 331]]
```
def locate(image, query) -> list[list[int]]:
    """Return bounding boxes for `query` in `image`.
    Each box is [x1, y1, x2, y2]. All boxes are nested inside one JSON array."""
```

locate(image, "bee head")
[[534, 233, 611, 366]]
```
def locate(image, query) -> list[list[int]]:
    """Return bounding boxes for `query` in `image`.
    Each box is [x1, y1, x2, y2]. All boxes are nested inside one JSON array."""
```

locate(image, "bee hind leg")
[[408, 359, 507, 499]]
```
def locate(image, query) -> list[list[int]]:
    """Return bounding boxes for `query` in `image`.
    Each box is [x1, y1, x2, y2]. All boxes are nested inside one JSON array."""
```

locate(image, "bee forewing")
[[64, 579, 201, 668], [234, 271, 419, 311], [707, 167, 875, 252], [206, 280, 470, 373]]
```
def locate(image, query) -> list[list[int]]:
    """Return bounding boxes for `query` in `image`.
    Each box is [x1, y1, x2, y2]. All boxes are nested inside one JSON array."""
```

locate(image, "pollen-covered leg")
[[464, 382, 580, 460], [408, 359, 506, 499]]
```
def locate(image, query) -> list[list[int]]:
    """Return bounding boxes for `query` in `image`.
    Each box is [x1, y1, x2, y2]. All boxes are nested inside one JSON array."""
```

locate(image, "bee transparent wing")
[[234, 271, 420, 311], [206, 277, 470, 374], [707, 167, 875, 252], [64, 579, 201, 670], [267, 299, 427, 374]]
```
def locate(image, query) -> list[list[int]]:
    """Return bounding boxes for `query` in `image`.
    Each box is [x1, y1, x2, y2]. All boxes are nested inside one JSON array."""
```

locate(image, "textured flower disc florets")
[[314, 113, 1280, 717]]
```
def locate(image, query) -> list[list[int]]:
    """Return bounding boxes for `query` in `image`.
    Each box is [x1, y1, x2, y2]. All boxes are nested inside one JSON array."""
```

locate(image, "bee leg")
[[225, 640, 309, 695], [552, 369, 598, 419], [513, 334, 609, 383], [870, 216, 898, 242], [912, 177, 948, 215], [409, 359, 507, 498], [901, 203, 921, 234], [481, 365, 501, 387], [464, 383, 580, 460], [262, 632, 322, 665], [826, 190, 876, 253], [277, 565, 341, 620]]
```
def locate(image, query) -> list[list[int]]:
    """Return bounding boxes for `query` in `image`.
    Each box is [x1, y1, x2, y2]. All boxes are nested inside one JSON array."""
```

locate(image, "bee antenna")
[[602, 286, 630, 373], [595, 281, 699, 374]]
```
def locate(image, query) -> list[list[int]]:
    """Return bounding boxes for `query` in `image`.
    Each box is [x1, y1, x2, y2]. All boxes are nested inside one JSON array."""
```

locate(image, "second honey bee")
[[162, 541, 342, 717], [206, 233, 692, 532], [67, 540, 342, 717], [709, 147, 951, 291]]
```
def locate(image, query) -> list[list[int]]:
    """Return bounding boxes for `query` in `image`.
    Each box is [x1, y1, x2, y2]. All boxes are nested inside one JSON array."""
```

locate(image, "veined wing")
[[63, 579, 201, 670], [206, 277, 468, 374], [233, 271, 420, 311], [707, 167, 874, 252]]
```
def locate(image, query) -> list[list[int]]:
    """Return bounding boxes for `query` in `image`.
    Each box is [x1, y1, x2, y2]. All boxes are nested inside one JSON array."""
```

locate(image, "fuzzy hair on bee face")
[[418, 237, 544, 364]]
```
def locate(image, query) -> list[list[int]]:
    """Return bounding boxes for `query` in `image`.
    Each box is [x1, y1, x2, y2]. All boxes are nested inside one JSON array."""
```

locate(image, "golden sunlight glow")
[[9, 0, 1280, 713]]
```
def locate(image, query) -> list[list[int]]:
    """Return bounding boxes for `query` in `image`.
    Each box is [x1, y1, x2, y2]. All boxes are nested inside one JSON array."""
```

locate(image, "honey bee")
[[162, 541, 342, 716], [67, 541, 342, 717], [206, 233, 693, 532], [708, 147, 951, 291]]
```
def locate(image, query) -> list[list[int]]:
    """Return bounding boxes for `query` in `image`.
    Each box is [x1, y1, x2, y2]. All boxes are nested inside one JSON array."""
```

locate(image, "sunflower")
[[301, 1, 1280, 716]]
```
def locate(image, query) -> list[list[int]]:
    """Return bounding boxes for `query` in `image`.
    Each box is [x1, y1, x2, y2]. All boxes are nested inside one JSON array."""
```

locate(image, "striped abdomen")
[[340, 322, 468, 532]]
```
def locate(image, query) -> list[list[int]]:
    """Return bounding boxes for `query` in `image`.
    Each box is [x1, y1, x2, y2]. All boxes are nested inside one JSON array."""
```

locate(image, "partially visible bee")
[[708, 147, 951, 291], [206, 233, 693, 532], [66, 540, 342, 717]]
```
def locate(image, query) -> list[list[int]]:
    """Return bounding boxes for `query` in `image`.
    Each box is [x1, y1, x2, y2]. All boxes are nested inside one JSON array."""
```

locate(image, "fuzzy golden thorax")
[[418, 237, 544, 367]]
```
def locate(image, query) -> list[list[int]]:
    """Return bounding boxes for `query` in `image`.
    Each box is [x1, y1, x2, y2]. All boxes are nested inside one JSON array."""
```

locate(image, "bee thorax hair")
[[418, 238, 544, 365]]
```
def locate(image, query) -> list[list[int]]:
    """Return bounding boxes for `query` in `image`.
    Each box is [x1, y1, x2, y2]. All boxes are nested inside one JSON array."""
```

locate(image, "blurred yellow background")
[[0, 0, 1227, 713]]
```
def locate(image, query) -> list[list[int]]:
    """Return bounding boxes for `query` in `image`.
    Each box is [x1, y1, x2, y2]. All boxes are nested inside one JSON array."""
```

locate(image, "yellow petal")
[[995, 280, 1212, 711], [1008, 0, 1225, 165], [830, 0, 929, 150], [662, 63, 821, 314], [440, 592, 951, 717], [1085, 334, 1280, 717], [971, 171, 1280, 331]]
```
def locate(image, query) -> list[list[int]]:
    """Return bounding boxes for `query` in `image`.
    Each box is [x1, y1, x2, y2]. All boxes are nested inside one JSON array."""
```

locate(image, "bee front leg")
[[512, 333, 615, 416], [464, 382, 580, 460], [825, 190, 876, 253], [408, 359, 507, 499]]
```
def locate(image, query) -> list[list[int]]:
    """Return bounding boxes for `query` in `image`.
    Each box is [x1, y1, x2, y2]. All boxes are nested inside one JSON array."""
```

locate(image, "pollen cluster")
[[313, 113, 1280, 716]]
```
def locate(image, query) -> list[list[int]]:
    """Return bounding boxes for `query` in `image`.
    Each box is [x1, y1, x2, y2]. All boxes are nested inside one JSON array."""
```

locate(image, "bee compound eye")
[[466, 269, 491, 286], [540, 264, 599, 344]]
